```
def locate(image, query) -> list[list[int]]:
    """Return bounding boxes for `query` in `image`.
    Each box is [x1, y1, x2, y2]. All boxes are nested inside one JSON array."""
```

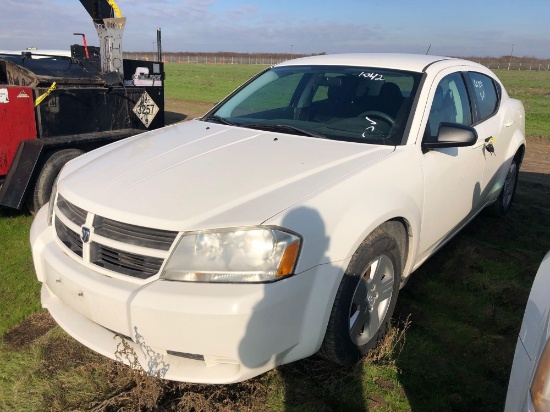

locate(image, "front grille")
[[94, 216, 177, 251], [54, 196, 177, 279], [55, 217, 83, 257], [91, 243, 164, 279], [57, 195, 87, 226]]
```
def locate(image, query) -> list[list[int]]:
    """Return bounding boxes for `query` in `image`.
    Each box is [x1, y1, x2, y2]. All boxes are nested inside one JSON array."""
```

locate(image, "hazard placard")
[[133, 91, 159, 128]]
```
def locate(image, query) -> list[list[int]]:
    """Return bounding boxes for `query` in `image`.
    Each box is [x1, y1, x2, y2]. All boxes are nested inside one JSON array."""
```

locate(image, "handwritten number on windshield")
[[359, 72, 385, 81]]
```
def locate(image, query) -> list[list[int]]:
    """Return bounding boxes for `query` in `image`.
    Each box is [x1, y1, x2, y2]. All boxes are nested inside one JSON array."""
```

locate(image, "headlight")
[[161, 227, 301, 283], [47, 175, 59, 226], [531, 338, 550, 411]]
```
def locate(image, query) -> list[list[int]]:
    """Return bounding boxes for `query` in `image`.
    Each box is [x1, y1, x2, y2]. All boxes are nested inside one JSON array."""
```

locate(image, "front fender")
[[264, 147, 424, 355]]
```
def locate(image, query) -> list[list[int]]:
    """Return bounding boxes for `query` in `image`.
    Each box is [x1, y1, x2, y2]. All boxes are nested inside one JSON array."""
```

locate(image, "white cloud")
[[0, 0, 548, 58]]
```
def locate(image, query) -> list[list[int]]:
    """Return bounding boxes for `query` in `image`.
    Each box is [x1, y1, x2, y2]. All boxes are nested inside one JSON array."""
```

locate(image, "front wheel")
[[319, 222, 403, 366]]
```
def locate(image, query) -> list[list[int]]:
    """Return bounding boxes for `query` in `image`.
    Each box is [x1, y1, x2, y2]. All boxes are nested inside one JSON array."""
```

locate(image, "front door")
[[418, 70, 486, 257]]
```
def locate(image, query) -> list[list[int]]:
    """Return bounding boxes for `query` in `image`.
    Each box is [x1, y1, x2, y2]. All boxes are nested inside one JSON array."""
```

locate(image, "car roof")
[[277, 53, 462, 73]]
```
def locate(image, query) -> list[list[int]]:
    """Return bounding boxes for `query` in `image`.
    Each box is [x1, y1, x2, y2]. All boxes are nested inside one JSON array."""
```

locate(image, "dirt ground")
[[165, 98, 214, 124], [166, 98, 550, 187], [519, 136, 550, 186]]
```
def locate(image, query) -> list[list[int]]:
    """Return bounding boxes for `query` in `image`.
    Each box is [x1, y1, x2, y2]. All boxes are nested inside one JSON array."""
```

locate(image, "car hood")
[[59, 120, 394, 231]]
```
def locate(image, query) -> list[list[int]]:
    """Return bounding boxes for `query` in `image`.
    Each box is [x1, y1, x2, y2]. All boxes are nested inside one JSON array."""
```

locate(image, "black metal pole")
[[157, 28, 162, 62]]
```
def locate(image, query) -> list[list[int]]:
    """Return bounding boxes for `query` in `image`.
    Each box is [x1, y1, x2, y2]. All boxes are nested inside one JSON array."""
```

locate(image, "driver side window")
[[425, 72, 472, 139]]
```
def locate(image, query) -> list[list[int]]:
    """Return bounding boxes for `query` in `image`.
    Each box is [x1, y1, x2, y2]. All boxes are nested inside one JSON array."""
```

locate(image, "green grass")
[[0, 66, 549, 411], [0, 212, 40, 335], [1, 327, 121, 411], [394, 182, 550, 410], [494, 70, 550, 136], [164, 63, 269, 102]]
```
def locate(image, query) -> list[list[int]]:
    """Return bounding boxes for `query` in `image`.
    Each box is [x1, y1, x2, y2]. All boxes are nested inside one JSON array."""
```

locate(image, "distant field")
[[164, 63, 269, 103], [495, 70, 550, 137], [0, 65, 549, 411]]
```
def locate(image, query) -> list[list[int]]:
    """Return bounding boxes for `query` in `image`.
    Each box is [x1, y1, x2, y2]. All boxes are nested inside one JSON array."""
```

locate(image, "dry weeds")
[[366, 315, 412, 367], [85, 335, 271, 411]]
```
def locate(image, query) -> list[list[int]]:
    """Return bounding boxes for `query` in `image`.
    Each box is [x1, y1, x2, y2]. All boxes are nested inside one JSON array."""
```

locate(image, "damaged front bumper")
[[30, 205, 325, 384]]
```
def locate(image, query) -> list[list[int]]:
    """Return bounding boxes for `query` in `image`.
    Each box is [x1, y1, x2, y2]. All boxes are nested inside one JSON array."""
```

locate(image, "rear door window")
[[465, 72, 499, 122]]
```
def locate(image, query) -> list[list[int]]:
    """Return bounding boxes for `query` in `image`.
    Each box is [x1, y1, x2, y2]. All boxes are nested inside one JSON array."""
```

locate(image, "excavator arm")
[[78, 0, 125, 74], [78, 0, 122, 24]]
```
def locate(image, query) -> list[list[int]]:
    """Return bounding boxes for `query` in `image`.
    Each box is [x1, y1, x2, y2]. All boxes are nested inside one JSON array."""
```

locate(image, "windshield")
[[205, 65, 422, 145]]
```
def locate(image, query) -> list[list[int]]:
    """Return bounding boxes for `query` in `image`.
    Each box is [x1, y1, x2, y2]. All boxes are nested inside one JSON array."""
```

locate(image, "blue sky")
[[1, 0, 549, 58]]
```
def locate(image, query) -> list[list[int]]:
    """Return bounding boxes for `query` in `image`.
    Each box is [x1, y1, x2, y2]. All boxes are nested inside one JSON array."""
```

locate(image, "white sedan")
[[505, 251, 550, 411], [30, 53, 525, 383]]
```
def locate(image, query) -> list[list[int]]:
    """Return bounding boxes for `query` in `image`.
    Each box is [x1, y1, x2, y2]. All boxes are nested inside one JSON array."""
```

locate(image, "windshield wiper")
[[241, 123, 327, 139], [202, 115, 236, 126]]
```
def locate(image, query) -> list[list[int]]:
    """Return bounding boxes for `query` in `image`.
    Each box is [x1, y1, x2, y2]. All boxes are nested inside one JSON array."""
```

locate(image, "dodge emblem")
[[81, 227, 91, 243]]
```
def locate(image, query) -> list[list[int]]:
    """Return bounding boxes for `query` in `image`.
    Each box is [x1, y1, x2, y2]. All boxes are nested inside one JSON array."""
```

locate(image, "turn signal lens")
[[276, 241, 300, 278]]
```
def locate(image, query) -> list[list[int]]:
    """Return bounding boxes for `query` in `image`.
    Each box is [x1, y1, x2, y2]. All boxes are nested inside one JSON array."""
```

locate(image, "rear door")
[[464, 72, 511, 203]]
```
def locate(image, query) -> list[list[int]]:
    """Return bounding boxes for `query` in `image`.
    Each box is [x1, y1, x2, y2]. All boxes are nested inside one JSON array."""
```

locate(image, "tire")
[[27, 149, 84, 214], [319, 222, 404, 366], [494, 158, 519, 215]]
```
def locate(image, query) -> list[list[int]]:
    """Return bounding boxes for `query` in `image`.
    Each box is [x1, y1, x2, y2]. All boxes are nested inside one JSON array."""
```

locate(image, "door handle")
[[484, 137, 496, 155], [505, 119, 514, 127]]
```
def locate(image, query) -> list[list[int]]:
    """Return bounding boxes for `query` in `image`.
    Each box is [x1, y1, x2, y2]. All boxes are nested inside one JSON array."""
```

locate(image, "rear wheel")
[[319, 222, 404, 366], [495, 158, 519, 215], [27, 149, 84, 214]]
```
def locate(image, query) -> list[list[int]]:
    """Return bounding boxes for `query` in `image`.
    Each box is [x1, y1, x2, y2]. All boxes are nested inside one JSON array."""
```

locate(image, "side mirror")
[[423, 122, 478, 150]]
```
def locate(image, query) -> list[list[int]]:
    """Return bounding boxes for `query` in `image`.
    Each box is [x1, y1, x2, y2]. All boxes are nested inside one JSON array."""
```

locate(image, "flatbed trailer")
[[0, 0, 165, 212]]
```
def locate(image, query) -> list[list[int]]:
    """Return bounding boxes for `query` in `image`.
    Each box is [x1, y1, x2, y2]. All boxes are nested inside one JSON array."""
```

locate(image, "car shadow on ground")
[[165, 111, 188, 125], [0, 205, 30, 217], [393, 177, 550, 411], [518, 170, 550, 187]]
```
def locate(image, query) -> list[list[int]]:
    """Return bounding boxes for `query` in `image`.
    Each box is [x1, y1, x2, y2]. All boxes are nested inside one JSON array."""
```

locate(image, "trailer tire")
[[28, 149, 84, 214]]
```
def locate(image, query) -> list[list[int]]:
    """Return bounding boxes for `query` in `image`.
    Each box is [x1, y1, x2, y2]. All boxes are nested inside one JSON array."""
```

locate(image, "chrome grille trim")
[[54, 196, 177, 280], [93, 216, 177, 251], [57, 195, 87, 226], [91, 243, 164, 279]]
